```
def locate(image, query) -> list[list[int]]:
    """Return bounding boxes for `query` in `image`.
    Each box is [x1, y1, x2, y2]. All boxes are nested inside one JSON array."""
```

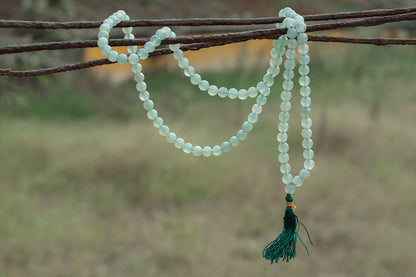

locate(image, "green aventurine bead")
[[299, 76, 310, 86], [228, 88, 238, 99], [276, 132, 288, 142], [283, 70, 294, 80], [302, 128, 312, 138], [108, 51, 118, 62], [293, 176, 303, 187], [299, 169, 310, 180], [139, 91, 149, 101], [303, 149, 314, 159], [300, 107, 311, 117], [202, 146, 212, 157], [183, 143, 193, 154], [218, 87, 228, 98], [281, 90, 292, 101], [287, 39, 298, 49], [199, 80, 209, 91], [230, 136, 239, 146], [174, 138, 185, 149], [153, 117, 163, 128], [208, 85, 218, 96], [237, 130, 248, 141], [283, 80, 294, 90], [301, 96, 312, 107], [117, 54, 128, 65], [159, 125, 169, 136], [300, 86, 311, 96], [150, 35, 161, 46], [252, 104, 263, 114], [304, 159, 315, 170], [281, 101, 291, 112], [212, 145, 222, 156], [278, 122, 289, 132], [280, 163, 291, 174], [192, 146, 202, 156], [278, 153, 289, 163], [257, 82, 268, 93], [301, 118, 312, 128], [282, 173, 293, 185], [242, 121, 253, 132], [190, 74, 201, 85], [238, 89, 249, 100], [298, 65, 310, 76], [143, 100, 154, 110], [263, 74, 274, 86], [248, 113, 258, 123], [221, 141, 232, 152], [299, 54, 310, 65], [147, 109, 158, 119], [132, 63, 142, 74], [302, 138, 313, 149], [285, 49, 296, 59], [100, 45, 111, 56], [285, 184, 296, 194], [166, 132, 176, 143], [278, 142, 289, 153], [134, 73, 144, 83], [136, 82, 147, 91], [279, 111, 290, 122], [256, 95, 267, 105], [297, 33, 308, 44]]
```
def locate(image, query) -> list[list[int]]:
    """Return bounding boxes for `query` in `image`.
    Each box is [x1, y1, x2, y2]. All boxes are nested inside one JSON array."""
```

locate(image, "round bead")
[[230, 136, 239, 146], [166, 132, 176, 143], [298, 65, 310, 76], [150, 35, 161, 46], [208, 85, 218, 96], [257, 82, 268, 93], [287, 28, 297, 39], [299, 76, 310, 86], [132, 63, 142, 74], [97, 37, 108, 48], [300, 96, 312, 107], [284, 59, 296, 70], [293, 176, 303, 187], [287, 39, 298, 49], [295, 22, 307, 33], [301, 118, 312, 128], [280, 163, 291, 174], [184, 66, 194, 77], [263, 74, 274, 87], [153, 117, 163, 128], [138, 48, 149, 59], [108, 51, 118, 62], [190, 74, 201, 85], [283, 18, 295, 28], [298, 44, 309, 54], [192, 146, 202, 157], [242, 121, 253, 132], [252, 104, 263, 114], [212, 145, 222, 156], [237, 130, 248, 141], [134, 73, 144, 83], [228, 88, 238, 99], [147, 109, 158, 120], [282, 174, 293, 185], [248, 87, 258, 98], [276, 132, 288, 142], [238, 89, 249, 100], [302, 138, 313, 149], [129, 53, 139, 65], [138, 91, 149, 101], [221, 141, 232, 152], [278, 122, 289, 132], [299, 54, 310, 65], [297, 33, 308, 44], [279, 111, 290, 122], [283, 70, 294, 80], [100, 45, 111, 56], [248, 113, 258, 123], [174, 138, 185, 149], [285, 49, 297, 59], [304, 159, 315, 170], [178, 58, 189, 68], [280, 101, 291, 112], [218, 87, 228, 98], [136, 82, 147, 92], [183, 143, 193, 154], [302, 128, 313, 138], [144, 42, 155, 52], [256, 95, 267, 106], [278, 153, 290, 163], [117, 54, 128, 65], [299, 169, 310, 180], [278, 142, 289, 153], [283, 80, 294, 91], [300, 107, 311, 118], [159, 125, 169, 136], [199, 80, 209, 91], [285, 184, 296, 194], [303, 149, 314, 159], [202, 146, 212, 157]]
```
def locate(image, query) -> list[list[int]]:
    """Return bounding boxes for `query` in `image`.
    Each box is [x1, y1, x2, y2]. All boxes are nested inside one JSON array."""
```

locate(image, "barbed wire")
[[0, 7, 415, 77]]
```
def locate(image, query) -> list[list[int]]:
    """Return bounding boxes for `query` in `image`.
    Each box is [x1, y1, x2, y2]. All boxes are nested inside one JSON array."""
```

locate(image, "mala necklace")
[[98, 7, 314, 264]]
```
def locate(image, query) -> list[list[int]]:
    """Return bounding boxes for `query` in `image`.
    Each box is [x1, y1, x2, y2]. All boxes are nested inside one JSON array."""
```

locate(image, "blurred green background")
[[1, 0, 416, 276]]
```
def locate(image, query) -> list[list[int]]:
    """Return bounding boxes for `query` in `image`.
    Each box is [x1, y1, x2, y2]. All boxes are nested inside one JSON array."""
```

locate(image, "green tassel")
[[262, 194, 313, 264]]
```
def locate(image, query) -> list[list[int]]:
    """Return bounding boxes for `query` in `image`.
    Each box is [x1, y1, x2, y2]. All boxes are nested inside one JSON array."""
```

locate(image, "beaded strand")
[[97, 7, 314, 194]]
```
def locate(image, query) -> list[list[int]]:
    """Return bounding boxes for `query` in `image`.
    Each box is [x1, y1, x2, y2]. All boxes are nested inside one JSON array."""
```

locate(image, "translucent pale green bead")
[[168, 43, 180, 52], [99, 23, 110, 32], [295, 22, 307, 33], [100, 45, 111, 56], [174, 138, 185, 149], [263, 74, 274, 87], [278, 153, 290, 163], [117, 54, 128, 65], [287, 28, 297, 39], [202, 146, 212, 157], [302, 128, 312, 138], [132, 63, 142, 74], [221, 141, 232, 152], [183, 143, 193, 154], [147, 109, 158, 120], [278, 142, 289, 153], [299, 76, 310, 86], [124, 33, 134, 40], [136, 82, 147, 92], [248, 87, 258, 98], [230, 136, 239, 146], [237, 130, 248, 141], [153, 117, 163, 128], [129, 53, 139, 65], [285, 49, 297, 59], [268, 65, 280, 76], [270, 48, 278, 58], [122, 27, 133, 33], [280, 101, 291, 112], [281, 90, 292, 101], [192, 146, 202, 157], [298, 44, 309, 54], [300, 86, 311, 97], [159, 125, 169, 136], [108, 50, 118, 62], [300, 107, 311, 117], [279, 111, 290, 122], [247, 113, 258, 123], [242, 121, 253, 132], [275, 48, 286, 58], [184, 66, 194, 77], [150, 35, 162, 46], [166, 132, 176, 143], [212, 145, 222, 156], [285, 184, 296, 194], [143, 99, 154, 111], [178, 58, 189, 68], [134, 73, 145, 82], [173, 50, 184, 60], [228, 88, 238, 99], [218, 87, 228, 98], [301, 118, 312, 128], [190, 74, 201, 85], [297, 33, 308, 44], [257, 82, 268, 93], [162, 27, 172, 36], [276, 132, 288, 142], [282, 80, 294, 90], [283, 18, 295, 28], [144, 42, 155, 52], [238, 89, 249, 100], [275, 35, 288, 47], [287, 39, 298, 49], [294, 15, 304, 23], [208, 85, 218, 96], [103, 19, 113, 26], [138, 48, 149, 59], [282, 173, 293, 185], [299, 169, 310, 180], [283, 70, 294, 80], [298, 65, 310, 76], [278, 122, 289, 132], [293, 176, 303, 187], [301, 96, 312, 107], [303, 149, 314, 159], [252, 104, 263, 114], [304, 159, 315, 170], [139, 91, 149, 101], [155, 29, 168, 39], [97, 37, 108, 48], [262, 88, 271, 96], [284, 59, 296, 70], [299, 54, 310, 65], [280, 163, 291, 174], [199, 80, 209, 91], [256, 95, 267, 106], [302, 138, 313, 149]]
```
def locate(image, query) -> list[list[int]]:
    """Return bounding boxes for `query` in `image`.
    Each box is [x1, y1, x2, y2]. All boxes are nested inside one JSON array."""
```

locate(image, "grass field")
[[1, 44, 416, 276]]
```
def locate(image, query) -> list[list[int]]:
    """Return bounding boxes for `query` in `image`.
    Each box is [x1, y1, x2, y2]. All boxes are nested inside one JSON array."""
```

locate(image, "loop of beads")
[[97, 7, 313, 193]]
